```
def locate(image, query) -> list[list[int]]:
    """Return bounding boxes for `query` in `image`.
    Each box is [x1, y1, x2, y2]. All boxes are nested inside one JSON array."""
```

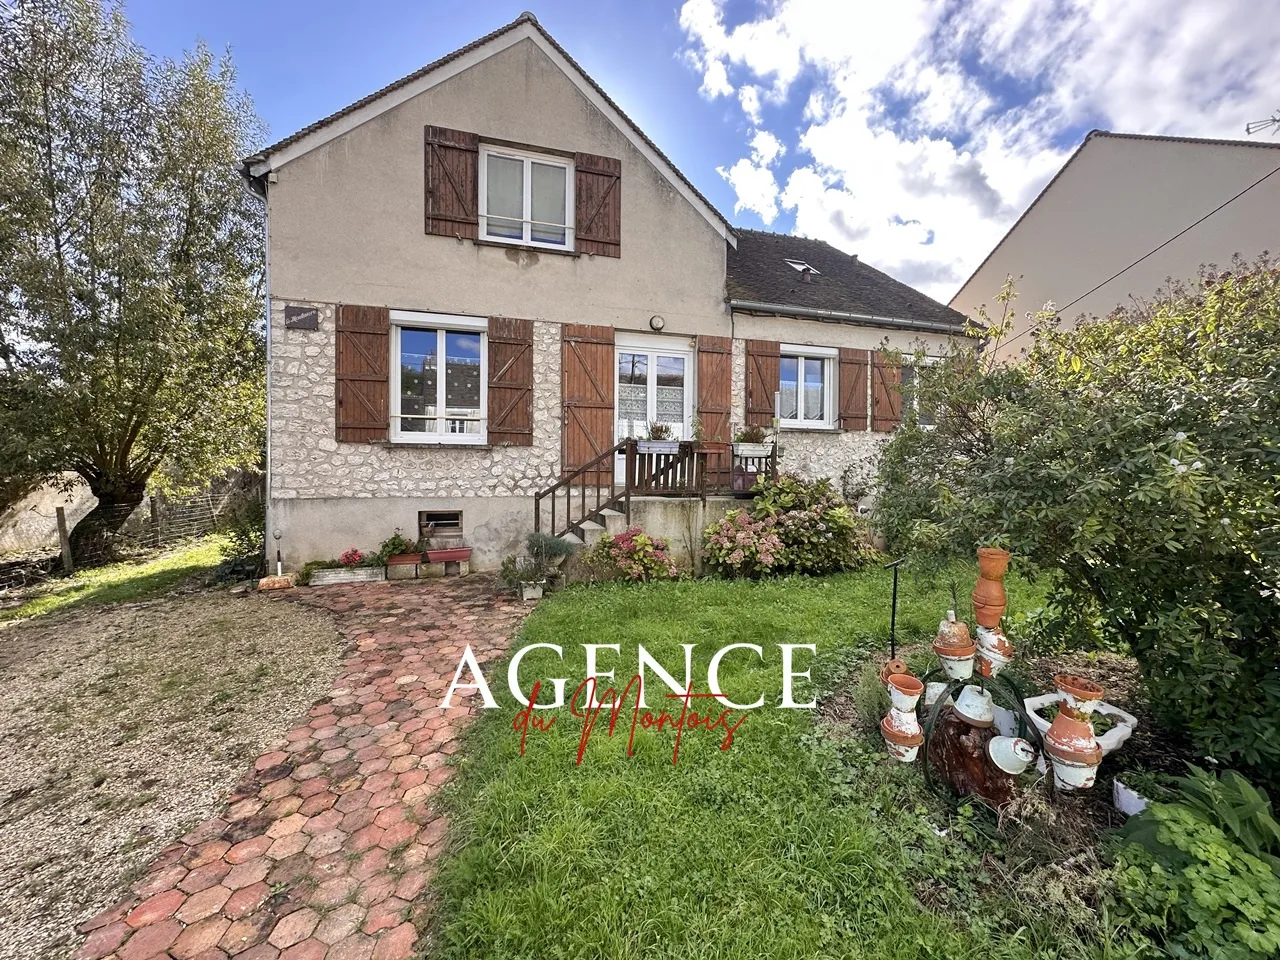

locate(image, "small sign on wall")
[[284, 305, 320, 330]]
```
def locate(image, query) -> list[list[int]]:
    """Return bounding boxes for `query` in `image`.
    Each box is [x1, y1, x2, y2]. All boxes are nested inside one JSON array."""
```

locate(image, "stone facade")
[[776, 429, 887, 506], [269, 300, 562, 502]]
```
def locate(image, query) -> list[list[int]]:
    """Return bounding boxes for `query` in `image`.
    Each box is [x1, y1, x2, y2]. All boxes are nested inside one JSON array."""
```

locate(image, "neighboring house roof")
[[240, 11, 735, 243], [950, 129, 1280, 305], [727, 230, 969, 334]]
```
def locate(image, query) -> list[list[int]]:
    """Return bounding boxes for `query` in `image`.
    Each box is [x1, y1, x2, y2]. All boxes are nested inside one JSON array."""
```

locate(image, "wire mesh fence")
[[0, 473, 263, 594]]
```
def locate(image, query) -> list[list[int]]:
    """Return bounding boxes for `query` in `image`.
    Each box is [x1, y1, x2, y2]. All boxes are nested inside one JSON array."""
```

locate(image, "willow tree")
[[0, 0, 265, 558]]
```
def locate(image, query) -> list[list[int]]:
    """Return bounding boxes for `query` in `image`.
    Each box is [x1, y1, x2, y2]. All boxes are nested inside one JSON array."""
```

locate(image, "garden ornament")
[[1042, 674, 1104, 790], [972, 547, 1010, 628], [881, 673, 924, 762], [933, 610, 976, 680]]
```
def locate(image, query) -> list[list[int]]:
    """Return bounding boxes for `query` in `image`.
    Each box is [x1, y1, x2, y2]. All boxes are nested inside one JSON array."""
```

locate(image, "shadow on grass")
[[0, 537, 228, 624]]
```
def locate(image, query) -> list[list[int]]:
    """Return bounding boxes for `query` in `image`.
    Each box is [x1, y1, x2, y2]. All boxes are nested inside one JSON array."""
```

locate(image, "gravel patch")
[[0, 590, 342, 959]]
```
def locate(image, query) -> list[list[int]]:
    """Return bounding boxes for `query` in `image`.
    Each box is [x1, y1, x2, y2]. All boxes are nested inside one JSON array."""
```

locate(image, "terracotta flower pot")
[[386, 553, 423, 565], [1044, 674, 1105, 790], [987, 736, 1035, 775], [953, 685, 995, 727], [879, 658, 910, 690], [887, 673, 924, 713], [976, 626, 1014, 678], [881, 715, 924, 762], [972, 547, 1011, 628], [933, 611, 976, 679]]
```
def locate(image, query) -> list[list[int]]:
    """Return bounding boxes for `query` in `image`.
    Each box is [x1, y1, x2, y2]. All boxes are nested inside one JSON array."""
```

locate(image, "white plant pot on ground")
[[519, 581, 545, 601]]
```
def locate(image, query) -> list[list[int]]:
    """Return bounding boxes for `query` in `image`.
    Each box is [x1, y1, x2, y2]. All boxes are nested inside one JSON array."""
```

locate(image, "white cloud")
[[716, 128, 789, 223], [679, 0, 1280, 301]]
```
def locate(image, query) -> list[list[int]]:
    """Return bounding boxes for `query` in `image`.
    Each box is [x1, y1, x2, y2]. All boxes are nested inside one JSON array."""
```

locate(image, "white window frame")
[[613, 332, 695, 442], [478, 145, 575, 251], [778, 343, 837, 429], [901, 355, 941, 428], [389, 310, 488, 445]]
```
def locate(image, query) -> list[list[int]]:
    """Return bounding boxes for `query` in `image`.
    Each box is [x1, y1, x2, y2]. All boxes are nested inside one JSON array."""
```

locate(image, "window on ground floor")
[[778, 344, 836, 428], [391, 311, 487, 443], [900, 356, 939, 427]]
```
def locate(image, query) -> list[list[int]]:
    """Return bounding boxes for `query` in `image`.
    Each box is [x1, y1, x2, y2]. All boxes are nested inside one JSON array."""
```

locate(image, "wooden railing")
[[533, 439, 778, 540]]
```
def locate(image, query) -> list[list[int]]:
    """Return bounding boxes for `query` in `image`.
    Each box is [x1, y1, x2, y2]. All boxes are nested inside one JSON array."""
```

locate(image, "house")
[[241, 12, 968, 570], [950, 131, 1280, 362]]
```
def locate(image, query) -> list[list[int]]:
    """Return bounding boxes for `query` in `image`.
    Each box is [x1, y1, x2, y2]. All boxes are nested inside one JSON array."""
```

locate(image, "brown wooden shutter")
[[696, 336, 732, 441], [697, 335, 733, 487], [574, 153, 621, 258], [335, 305, 390, 443], [487, 317, 534, 446], [425, 126, 479, 239], [871, 351, 902, 432], [745, 339, 780, 427], [838, 347, 869, 431], [561, 324, 615, 480]]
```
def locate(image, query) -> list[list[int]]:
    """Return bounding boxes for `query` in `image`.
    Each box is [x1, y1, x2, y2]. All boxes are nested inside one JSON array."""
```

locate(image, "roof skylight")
[[783, 258, 820, 275]]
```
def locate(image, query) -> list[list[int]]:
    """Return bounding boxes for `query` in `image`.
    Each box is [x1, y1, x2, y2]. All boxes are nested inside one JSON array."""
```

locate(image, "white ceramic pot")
[[1048, 752, 1100, 791], [976, 645, 1012, 678], [1113, 778, 1150, 816], [987, 736, 1036, 775], [637, 440, 680, 454], [887, 675, 924, 713], [953, 685, 995, 727], [519, 581, 545, 601], [938, 651, 976, 681], [732, 442, 774, 457]]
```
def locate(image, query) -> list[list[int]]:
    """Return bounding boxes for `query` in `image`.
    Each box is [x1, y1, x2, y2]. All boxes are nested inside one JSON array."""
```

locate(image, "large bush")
[[873, 263, 1280, 786], [704, 474, 876, 577]]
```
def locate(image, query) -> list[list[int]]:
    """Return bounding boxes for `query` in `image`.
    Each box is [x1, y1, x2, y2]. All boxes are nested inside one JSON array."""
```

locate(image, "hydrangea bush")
[[582, 527, 679, 581], [703, 509, 783, 578], [703, 474, 877, 578]]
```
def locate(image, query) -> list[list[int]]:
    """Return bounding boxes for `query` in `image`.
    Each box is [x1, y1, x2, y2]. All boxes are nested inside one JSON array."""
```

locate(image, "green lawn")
[[0, 536, 229, 623], [430, 567, 1101, 960]]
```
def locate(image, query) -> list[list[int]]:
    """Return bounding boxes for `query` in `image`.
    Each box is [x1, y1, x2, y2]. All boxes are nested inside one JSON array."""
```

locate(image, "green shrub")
[[872, 263, 1280, 787], [1159, 766, 1280, 873], [1112, 803, 1280, 958], [580, 527, 679, 581], [217, 491, 265, 561], [294, 559, 341, 586], [753, 475, 878, 575]]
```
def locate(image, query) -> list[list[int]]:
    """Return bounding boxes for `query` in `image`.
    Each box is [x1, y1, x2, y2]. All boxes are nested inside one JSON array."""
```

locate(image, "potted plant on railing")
[[731, 423, 773, 497], [636, 421, 680, 455], [691, 416, 730, 456]]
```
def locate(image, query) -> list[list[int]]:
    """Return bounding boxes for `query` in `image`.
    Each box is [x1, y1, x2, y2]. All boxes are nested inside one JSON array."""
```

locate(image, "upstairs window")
[[479, 146, 574, 250], [391, 311, 487, 444], [778, 344, 836, 428]]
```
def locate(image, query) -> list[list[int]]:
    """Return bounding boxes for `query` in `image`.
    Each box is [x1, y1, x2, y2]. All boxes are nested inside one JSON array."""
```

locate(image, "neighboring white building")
[[950, 131, 1280, 362]]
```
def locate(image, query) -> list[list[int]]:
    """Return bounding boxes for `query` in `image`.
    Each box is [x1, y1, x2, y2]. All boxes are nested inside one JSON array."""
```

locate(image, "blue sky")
[[127, 0, 1280, 301]]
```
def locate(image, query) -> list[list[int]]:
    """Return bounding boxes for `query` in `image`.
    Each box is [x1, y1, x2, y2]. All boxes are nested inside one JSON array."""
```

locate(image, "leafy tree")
[[874, 261, 1280, 786], [0, 0, 265, 558]]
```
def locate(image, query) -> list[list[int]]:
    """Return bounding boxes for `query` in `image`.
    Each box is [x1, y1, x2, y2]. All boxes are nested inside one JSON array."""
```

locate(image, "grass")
[[0, 536, 228, 623], [428, 565, 1107, 960]]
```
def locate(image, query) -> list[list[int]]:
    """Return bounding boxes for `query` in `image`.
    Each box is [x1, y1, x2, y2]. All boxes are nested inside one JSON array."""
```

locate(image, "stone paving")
[[75, 576, 530, 960]]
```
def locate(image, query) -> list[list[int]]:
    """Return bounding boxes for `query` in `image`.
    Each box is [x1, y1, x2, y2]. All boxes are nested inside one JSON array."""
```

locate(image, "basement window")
[[418, 510, 463, 541]]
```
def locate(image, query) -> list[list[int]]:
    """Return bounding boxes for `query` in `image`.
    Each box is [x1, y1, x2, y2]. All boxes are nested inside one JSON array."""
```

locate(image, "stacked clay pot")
[[879, 658, 910, 692], [933, 610, 976, 680], [972, 547, 1011, 628], [976, 625, 1014, 678], [1043, 674, 1105, 790], [881, 673, 925, 762]]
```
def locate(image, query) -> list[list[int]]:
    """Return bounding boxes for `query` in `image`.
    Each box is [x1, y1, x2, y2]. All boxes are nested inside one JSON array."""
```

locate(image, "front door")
[[614, 334, 693, 480]]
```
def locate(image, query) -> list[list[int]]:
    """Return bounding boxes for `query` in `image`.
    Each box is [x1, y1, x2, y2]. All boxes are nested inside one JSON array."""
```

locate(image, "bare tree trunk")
[[69, 480, 147, 565]]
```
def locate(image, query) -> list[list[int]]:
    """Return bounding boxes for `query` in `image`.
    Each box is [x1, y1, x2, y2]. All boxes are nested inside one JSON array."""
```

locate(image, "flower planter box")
[[387, 553, 423, 565], [732, 442, 773, 458], [519, 581, 545, 601], [426, 547, 472, 563], [696, 441, 731, 455], [636, 440, 680, 455], [309, 567, 386, 586]]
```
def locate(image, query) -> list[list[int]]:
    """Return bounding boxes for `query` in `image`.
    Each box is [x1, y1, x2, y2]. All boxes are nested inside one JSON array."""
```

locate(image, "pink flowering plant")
[[702, 509, 783, 579], [582, 527, 680, 581], [703, 474, 877, 578], [339, 547, 365, 567]]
